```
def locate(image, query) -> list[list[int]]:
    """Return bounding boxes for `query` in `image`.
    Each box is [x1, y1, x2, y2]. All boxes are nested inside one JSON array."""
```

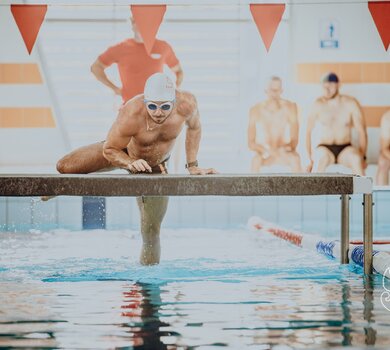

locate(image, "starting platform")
[[0, 173, 374, 273]]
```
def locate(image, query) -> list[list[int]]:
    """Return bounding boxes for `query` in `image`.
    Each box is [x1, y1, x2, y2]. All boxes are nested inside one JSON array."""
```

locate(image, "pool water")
[[1, 227, 390, 349]]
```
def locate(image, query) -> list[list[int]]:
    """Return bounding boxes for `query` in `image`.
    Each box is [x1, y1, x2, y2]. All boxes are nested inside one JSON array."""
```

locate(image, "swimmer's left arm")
[[185, 97, 217, 175], [103, 107, 145, 172], [351, 99, 368, 160], [288, 103, 299, 151], [380, 113, 390, 161]]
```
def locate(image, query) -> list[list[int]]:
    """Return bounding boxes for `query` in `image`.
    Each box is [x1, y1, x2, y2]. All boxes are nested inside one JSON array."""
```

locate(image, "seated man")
[[248, 76, 301, 173], [376, 110, 390, 185], [306, 73, 367, 175], [56, 73, 217, 265]]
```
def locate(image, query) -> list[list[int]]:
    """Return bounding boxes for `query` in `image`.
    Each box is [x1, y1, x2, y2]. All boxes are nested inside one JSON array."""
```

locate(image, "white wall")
[[0, 7, 67, 170]]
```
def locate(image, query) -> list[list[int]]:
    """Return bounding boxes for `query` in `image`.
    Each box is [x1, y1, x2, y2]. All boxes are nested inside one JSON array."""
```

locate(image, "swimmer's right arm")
[[91, 59, 122, 96], [380, 113, 390, 161], [103, 109, 151, 173], [287, 103, 299, 151], [306, 104, 318, 166], [248, 107, 267, 155]]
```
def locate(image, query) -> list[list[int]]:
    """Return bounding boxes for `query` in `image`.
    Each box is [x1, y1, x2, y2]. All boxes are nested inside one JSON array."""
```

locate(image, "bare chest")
[[317, 103, 352, 127], [135, 116, 184, 146], [259, 105, 289, 127]]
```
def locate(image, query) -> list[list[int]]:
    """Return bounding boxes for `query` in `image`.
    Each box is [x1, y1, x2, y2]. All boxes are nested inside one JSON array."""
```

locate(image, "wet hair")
[[321, 72, 339, 83]]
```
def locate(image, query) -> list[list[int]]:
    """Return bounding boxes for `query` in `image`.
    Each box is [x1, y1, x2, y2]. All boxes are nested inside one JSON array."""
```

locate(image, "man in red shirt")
[[90, 17, 183, 103]]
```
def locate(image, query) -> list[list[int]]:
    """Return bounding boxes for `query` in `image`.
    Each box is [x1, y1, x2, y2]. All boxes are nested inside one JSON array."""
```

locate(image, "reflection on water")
[[0, 228, 390, 349]]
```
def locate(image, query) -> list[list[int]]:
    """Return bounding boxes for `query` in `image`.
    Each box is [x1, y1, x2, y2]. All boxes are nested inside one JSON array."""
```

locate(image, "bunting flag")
[[130, 5, 167, 55], [368, 1, 390, 51], [11, 5, 47, 55], [250, 3, 286, 52]]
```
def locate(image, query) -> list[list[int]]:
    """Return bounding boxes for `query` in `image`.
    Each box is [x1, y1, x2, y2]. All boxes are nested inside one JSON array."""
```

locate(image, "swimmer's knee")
[[348, 152, 362, 166], [56, 158, 69, 174], [56, 157, 78, 174], [142, 222, 162, 234], [378, 155, 390, 171], [313, 147, 329, 161]]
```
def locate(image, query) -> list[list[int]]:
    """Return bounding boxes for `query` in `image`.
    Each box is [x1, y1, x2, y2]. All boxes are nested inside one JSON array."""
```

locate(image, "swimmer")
[[56, 73, 217, 265], [248, 76, 301, 173], [376, 110, 390, 185], [306, 72, 367, 175]]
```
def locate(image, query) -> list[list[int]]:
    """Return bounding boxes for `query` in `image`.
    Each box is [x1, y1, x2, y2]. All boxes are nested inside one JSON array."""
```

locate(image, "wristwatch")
[[185, 160, 198, 169]]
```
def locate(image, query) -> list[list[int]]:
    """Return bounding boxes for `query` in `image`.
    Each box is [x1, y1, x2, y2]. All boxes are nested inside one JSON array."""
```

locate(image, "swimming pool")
[[1, 226, 390, 349]]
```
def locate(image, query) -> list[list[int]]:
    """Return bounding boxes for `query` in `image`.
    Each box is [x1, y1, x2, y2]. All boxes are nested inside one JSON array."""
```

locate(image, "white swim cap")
[[144, 73, 176, 102]]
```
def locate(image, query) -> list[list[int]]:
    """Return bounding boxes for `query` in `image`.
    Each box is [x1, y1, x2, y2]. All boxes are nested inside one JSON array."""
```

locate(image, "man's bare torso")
[[313, 95, 357, 145], [117, 91, 195, 166], [252, 99, 295, 149]]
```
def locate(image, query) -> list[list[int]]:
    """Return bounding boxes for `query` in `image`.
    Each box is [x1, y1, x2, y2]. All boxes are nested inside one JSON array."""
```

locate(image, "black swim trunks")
[[317, 143, 351, 163]]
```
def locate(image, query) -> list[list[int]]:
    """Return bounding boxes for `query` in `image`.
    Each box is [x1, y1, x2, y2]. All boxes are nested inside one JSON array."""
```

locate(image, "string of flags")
[[8, 2, 390, 55]]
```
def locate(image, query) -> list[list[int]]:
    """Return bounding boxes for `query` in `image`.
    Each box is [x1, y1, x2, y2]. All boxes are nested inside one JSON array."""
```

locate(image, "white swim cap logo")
[[144, 73, 175, 102], [380, 267, 390, 312]]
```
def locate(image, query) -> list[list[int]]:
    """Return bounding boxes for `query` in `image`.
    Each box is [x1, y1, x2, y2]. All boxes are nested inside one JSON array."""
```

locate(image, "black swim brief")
[[317, 143, 351, 163], [122, 148, 169, 174]]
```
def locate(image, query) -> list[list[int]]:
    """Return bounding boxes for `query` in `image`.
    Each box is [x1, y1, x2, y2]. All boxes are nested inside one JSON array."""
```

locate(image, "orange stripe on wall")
[[0, 108, 55, 128], [0, 64, 42, 84], [363, 106, 390, 128], [296, 62, 390, 83]]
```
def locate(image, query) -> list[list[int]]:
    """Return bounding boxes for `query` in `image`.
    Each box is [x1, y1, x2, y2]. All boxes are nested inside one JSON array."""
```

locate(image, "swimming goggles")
[[144, 99, 175, 111]]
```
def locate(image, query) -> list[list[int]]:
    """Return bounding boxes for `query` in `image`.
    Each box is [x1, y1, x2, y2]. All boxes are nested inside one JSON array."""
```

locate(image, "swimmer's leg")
[[57, 142, 112, 174], [376, 153, 390, 185], [312, 146, 335, 172], [41, 142, 115, 202], [338, 146, 364, 175], [272, 149, 302, 172], [284, 150, 302, 172], [136, 196, 169, 265]]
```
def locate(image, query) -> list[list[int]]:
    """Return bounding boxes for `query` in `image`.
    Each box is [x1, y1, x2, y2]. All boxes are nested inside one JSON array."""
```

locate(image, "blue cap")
[[321, 72, 339, 83]]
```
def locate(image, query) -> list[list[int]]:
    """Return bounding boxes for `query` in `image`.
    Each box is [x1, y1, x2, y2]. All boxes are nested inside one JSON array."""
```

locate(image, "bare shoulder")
[[176, 90, 197, 117], [340, 94, 361, 108], [116, 96, 144, 126], [249, 102, 264, 118], [281, 99, 297, 110], [312, 97, 324, 110], [383, 109, 390, 121], [381, 110, 390, 126]]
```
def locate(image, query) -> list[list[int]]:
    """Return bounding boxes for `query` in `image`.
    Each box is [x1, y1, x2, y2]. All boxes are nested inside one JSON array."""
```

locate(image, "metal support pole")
[[363, 193, 373, 275], [341, 195, 350, 264]]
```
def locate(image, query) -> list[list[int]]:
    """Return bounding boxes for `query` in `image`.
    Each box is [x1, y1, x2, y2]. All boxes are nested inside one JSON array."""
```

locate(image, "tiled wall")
[[296, 62, 390, 84], [0, 63, 42, 84], [1, 191, 389, 238], [0, 107, 55, 128]]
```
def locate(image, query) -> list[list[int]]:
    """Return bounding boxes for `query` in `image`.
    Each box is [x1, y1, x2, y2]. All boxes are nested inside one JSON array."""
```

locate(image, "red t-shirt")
[[98, 39, 180, 102]]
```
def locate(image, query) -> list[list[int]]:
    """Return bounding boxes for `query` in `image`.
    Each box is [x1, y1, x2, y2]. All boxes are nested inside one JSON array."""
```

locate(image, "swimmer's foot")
[[40, 195, 56, 202]]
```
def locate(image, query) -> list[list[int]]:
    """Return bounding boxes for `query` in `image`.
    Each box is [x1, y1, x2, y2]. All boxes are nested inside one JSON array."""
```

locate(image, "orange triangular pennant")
[[11, 5, 47, 55], [368, 1, 390, 51], [250, 4, 285, 52], [131, 5, 166, 55]]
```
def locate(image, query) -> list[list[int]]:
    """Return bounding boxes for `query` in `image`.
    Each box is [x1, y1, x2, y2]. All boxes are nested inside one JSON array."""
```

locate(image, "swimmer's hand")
[[128, 159, 152, 173], [283, 143, 293, 152], [187, 166, 218, 175], [306, 160, 314, 173]]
